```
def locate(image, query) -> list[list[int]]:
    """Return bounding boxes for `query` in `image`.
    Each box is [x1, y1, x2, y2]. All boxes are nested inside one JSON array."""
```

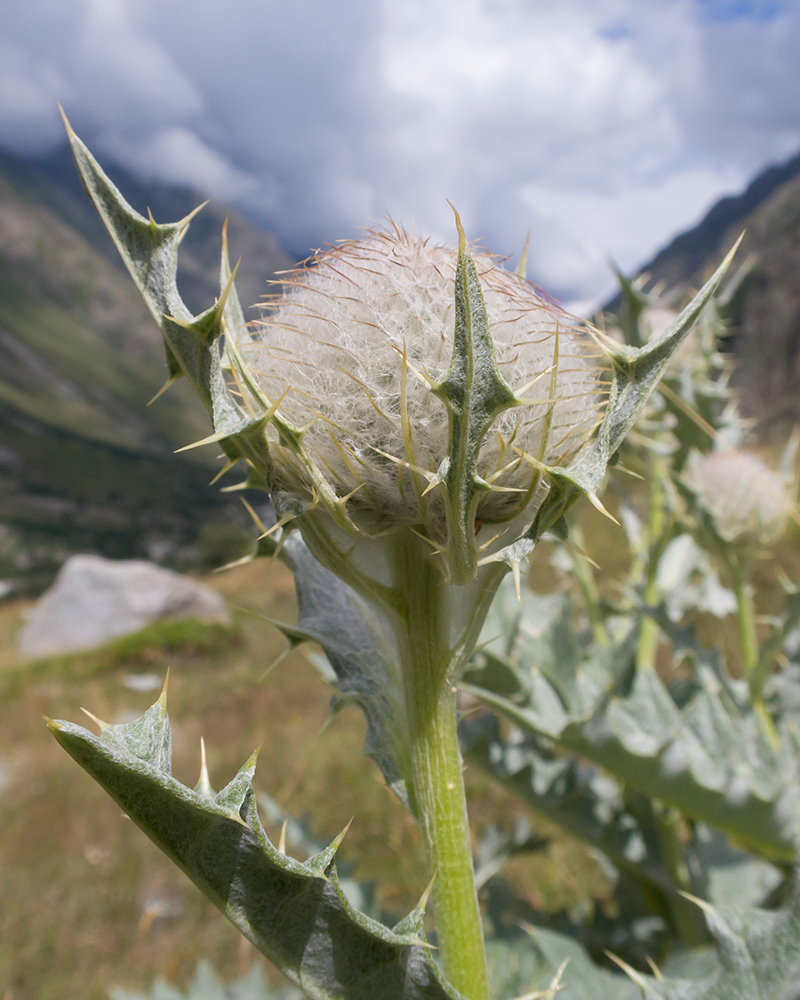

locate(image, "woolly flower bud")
[[687, 451, 788, 547], [246, 226, 606, 554]]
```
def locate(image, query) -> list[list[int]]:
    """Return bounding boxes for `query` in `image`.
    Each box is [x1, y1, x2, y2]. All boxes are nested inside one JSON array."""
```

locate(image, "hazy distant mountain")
[[0, 144, 292, 592], [609, 149, 800, 424]]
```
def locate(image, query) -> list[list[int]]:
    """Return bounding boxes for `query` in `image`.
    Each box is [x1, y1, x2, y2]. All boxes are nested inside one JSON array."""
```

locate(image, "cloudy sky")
[[2, 0, 799, 311]]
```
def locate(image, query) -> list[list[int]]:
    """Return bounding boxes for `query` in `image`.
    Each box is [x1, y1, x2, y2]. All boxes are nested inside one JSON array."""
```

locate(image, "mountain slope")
[[610, 150, 800, 422], [0, 145, 292, 592]]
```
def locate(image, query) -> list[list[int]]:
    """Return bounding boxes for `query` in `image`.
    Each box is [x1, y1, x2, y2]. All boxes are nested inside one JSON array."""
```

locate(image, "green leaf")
[[623, 875, 800, 999], [524, 237, 742, 546], [485, 932, 639, 1000], [464, 714, 781, 939], [64, 117, 209, 406], [430, 210, 519, 583], [64, 118, 273, 488], [264, 531, 413, 809], [608, 263, 651, 349], [462, 714, 681, 901], [48, 695, 463, 1000], [463, 582, 800, 861], [484, 873, 800, 1000]]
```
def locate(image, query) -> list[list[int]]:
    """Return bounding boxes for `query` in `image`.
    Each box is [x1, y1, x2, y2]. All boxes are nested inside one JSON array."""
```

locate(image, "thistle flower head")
[[247, 225, 606, 561], [687, 451, 788, 547]]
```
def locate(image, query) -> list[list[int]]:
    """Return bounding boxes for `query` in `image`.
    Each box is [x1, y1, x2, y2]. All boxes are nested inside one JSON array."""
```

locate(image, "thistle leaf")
[[64, 120, 287, 498], [485, 932, 639, 1000], [463, 714, 781, 924], [267, 532, 413, 809], [524, 237, 742, 545], [464, 578, 800, 861], [64, 118, 214, 407], [629, 876, 800, 999], [431, 210, 519, 583], [220, 219, 251, 350], [48, 698, 462, 1000]]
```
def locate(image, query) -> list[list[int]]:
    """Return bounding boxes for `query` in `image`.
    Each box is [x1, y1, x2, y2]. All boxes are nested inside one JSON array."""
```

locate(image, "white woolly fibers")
[[688, 451, 788, 546], [247, 226, 607, 532]]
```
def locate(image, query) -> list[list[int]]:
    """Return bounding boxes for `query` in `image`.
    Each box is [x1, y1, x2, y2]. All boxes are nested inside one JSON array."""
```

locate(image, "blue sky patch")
[[695, 0, 784, 22], [598, 22, 632, 40]]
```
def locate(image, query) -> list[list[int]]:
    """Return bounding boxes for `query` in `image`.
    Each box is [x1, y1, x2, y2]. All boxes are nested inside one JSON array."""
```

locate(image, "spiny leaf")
[[485, 932, 639, 1000], [430, 209, 519, 583], [268, 532, 413, 809], [220, 218, 251, 350], [522, 237, 742, 547], [48, 697, 462, 1000], [463, 714, 781, 937], [64, 117, 218, 409], [464, 579, 800, 861], [64, 121, 330, 520], [627, 874, 800, 999], [465, 666, 799, 861], [609, 261, 651, 349], [462, 714, 681, 901]]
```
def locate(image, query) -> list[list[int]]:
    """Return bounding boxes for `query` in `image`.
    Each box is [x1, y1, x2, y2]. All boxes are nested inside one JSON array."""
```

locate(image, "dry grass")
[[0, 555, 609, 1000]]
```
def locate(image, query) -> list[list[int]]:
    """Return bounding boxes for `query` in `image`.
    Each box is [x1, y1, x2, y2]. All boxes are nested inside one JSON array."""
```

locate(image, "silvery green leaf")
[[64, 118, 275, 486], [485, 931, 639, 1000], [619, 875, 800, 999], [523, 238, 742, 546], [464, 714, 782, 946], [655, 535, 736, 621], [48, 696, 463, 1000], [430, 212, 519, 584], [692, 824, 783, 911], [486, 868, 800, 1000], [255, 789, 378, 917], [266, 531, 413, 809], [462, 714, 681, 901], [464, 582, 800, 861]]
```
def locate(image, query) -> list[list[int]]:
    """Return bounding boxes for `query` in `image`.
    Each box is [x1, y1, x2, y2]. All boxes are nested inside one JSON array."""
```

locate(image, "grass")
[[0, 554, 611, 1000]]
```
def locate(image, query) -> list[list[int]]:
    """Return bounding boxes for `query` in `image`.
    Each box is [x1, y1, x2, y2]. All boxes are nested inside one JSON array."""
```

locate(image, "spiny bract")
[[246, 226, 607, 541]]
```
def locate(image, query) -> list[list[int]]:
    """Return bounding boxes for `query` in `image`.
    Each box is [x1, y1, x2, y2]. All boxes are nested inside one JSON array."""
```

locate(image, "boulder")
[[18, 554, 230, 657]]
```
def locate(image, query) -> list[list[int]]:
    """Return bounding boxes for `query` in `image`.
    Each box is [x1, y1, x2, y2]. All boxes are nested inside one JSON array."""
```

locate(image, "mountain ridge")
[[605, 148, 800, 423], [0, 144, 292, 592]]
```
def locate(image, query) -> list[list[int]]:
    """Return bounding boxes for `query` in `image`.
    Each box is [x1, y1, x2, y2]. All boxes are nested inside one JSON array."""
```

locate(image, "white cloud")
[[0, 41, 71, 152], [0, 0, 799, 306], [520, 163, 746, 312], [103, 127, 257, 201]]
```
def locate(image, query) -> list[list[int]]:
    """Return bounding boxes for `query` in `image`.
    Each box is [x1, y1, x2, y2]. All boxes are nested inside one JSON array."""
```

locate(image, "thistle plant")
[[683, 448, 795, 712], [48, 114, 779, 1000]]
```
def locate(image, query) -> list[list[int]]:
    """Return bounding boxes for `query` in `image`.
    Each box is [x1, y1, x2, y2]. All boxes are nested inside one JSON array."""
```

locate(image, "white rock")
[[18, 554, 230, 657]]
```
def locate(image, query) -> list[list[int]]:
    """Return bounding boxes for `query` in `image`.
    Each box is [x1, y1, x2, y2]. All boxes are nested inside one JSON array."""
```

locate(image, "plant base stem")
[[395, 537, 489, 1000]]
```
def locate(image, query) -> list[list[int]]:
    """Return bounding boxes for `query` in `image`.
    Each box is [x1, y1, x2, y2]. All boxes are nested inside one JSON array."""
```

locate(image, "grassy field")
[[0, 553, 612, 1000]]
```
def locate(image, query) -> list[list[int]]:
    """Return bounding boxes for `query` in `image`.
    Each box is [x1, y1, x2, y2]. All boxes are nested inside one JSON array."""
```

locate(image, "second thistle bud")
[[687, 450, 789, 549]]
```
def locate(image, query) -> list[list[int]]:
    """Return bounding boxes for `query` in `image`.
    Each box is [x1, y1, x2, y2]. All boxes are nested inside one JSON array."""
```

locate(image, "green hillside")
[[0, 147, 292, 593]]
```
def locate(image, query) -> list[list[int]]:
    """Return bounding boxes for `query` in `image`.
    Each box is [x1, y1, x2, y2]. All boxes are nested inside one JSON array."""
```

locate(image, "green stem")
[[637, 452, 667, 671], [395, 537, 489, 1000], [728, 553, 779, 747], [652, 803, 709, 948], [570, 527, 609, 649], [729, 554, 759, 688]]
